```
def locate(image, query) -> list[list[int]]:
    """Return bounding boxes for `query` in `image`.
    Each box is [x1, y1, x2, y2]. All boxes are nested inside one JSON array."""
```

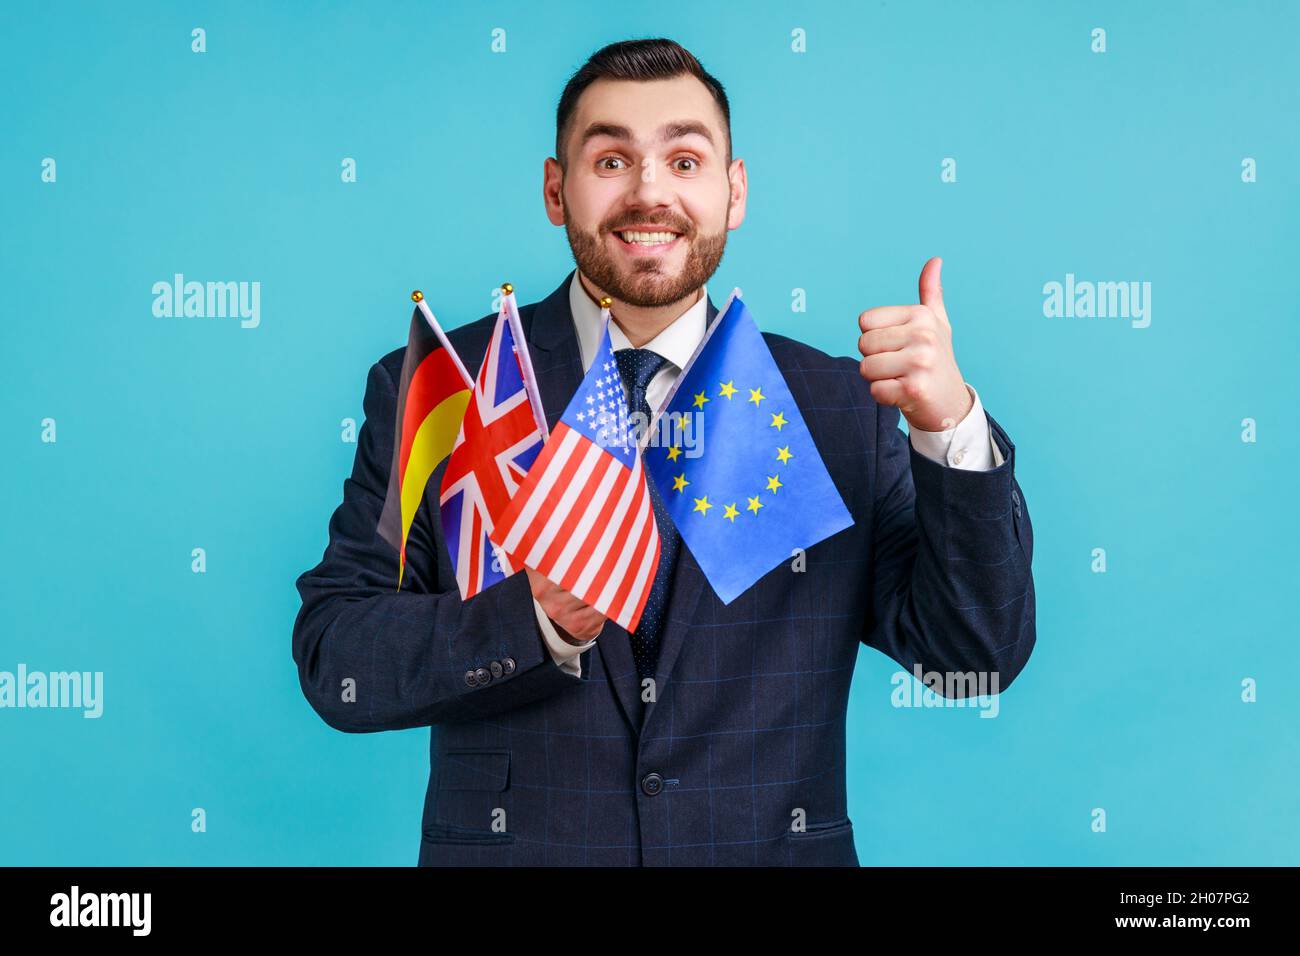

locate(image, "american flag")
[[438, 288, 546, 600], [488, 311, 660, 632]]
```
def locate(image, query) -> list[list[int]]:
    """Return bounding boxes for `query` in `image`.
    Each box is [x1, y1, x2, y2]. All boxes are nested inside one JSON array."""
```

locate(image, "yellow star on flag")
[[746, 495, 763, 515], [722, 503, 739, 522], [666, 445, 682, 462], [718, 380, 738, 399], [766, 474, 783, 493], [693, 391, 710, 409], [776, 446, 793, 464], [672, 473, 689, 492], [770, 411, 787, 431], [748, 387, 765, 406], [693, 495, 713, 515]]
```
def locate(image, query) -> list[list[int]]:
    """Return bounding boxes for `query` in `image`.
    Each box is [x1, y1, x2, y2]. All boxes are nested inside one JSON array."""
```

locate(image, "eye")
[[673, 157, 700, 172], [597, 156, 628, 170]]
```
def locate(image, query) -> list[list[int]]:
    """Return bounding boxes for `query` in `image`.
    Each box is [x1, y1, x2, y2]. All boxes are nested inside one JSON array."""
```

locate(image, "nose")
[[628, 155, 674, 208]]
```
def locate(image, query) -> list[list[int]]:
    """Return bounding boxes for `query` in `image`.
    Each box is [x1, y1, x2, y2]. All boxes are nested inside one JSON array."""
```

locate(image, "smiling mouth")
[[614, 229, 682, 247]]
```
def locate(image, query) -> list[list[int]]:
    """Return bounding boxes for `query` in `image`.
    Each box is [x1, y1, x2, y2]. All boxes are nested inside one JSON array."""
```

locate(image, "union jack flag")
[[438, 288, 547, 600], [488, 311, 660, 632]]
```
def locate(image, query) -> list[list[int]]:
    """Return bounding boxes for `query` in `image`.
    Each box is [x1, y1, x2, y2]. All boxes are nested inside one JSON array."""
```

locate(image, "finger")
[[547, 588, 586, 616], [866, 377, 907, 407], [530, 573, 583, 614], [558, 609, 604, 641], [858, 325, 911, 357], [575, 609, 607, 636], [858, 305, 914, 332], [859, 350, 912, 382], [918, 256, 948, 324], [533, 567, 585, 606], [525, 567, 549, 599]]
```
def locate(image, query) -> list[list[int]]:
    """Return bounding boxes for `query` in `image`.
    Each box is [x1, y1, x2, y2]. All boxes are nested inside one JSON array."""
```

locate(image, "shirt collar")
[[568, 270, 708, 373]]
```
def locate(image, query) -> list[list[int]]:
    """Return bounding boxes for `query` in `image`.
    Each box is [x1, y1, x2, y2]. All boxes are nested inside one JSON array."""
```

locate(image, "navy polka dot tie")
[[614, 348, 680, 684]]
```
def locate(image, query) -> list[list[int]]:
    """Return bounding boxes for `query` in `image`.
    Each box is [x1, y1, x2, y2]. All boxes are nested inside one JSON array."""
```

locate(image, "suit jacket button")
[[489, 660, 504, 679], [474, 667, 491, 685], [501, 657, 517, 675], [464, 670, 478, 687], [641, 772, 664, 796]]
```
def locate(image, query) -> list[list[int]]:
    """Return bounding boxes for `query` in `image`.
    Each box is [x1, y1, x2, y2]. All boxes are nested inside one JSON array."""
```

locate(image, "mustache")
[[603, 219, 692, 235]]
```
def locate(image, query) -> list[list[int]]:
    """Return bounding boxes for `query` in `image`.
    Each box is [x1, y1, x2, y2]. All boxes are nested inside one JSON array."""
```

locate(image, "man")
[[292, 38, 1036, 866]]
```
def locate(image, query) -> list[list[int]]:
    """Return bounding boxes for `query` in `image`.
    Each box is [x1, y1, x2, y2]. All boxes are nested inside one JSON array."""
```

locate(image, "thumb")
[[918, 256, 948, 323]]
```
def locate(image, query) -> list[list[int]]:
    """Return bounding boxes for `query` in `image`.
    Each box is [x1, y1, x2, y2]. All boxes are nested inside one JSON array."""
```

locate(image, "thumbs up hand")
[[857, 256, 974, 433]]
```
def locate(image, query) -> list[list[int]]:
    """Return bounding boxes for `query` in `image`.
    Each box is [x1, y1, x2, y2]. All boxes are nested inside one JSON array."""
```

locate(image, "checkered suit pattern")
[[292, 270, 1037, 866]]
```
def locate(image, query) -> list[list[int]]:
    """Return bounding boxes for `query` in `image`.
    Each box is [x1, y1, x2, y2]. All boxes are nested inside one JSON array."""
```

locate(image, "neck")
[[577, 270, 702, 348]]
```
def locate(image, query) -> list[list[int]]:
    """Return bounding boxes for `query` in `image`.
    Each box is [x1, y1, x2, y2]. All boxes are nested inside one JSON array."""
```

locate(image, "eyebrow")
[[579, 120, 716, 152]]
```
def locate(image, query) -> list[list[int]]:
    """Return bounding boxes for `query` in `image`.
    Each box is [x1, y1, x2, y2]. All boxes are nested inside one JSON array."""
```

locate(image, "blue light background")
[[2, 0, 1297, 865]]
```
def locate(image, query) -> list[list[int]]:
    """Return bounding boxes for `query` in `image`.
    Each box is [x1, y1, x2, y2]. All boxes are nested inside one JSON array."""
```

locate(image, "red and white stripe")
[[490, 421, 660, 632]]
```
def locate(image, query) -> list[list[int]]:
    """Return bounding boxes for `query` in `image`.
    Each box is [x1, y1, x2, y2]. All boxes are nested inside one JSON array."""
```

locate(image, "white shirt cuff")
[[907, 382, 1003, 470], [533, 598, 593, 677]]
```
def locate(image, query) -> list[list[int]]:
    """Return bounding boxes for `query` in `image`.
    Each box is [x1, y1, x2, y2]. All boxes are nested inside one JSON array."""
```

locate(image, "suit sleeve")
[[862, 398, 1036, 693], [908, 382, 1000, 470], [291, 359, 582, 733]]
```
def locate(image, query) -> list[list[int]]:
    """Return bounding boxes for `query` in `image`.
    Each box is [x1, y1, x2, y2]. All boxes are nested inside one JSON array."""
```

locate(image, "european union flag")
[[644, 294, 854, 603]]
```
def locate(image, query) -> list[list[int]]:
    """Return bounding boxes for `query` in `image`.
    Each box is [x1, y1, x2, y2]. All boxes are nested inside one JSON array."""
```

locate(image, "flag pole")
[[411, 290, 475, 391], [501, 282, 550, 440]]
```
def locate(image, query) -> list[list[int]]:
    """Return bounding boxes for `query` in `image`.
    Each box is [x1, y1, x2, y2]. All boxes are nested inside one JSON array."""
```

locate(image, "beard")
[[564, 203, 728, 309]]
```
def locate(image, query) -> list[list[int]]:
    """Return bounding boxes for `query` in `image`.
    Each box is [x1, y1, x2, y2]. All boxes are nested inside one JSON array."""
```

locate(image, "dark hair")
[[555, 38, 731, 169]]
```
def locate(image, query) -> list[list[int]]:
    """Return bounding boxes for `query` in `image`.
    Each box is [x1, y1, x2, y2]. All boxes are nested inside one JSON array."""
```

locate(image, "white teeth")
[[619, 230, 678, 245]]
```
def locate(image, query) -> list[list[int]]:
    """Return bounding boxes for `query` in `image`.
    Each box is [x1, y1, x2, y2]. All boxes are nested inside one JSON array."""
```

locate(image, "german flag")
[[376, 293, 473, 589]]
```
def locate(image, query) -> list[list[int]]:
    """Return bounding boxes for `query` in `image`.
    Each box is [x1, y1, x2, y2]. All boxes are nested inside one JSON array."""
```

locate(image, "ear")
[[727, 157, 748, 231], [543, 156, 566, 226]]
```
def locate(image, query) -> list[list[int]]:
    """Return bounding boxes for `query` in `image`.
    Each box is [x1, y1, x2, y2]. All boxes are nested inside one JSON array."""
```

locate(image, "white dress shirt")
[[533, 272, 1003, 676]]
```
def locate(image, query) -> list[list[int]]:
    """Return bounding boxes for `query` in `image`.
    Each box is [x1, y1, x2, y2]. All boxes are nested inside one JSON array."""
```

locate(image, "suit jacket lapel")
[[638, 546, 708, 735], [638, 293, 720, 735], [524, 270, 584, 433]]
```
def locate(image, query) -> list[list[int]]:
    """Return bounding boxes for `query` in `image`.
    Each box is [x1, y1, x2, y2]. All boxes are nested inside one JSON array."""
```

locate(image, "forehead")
[[570, 75, 725, 150]]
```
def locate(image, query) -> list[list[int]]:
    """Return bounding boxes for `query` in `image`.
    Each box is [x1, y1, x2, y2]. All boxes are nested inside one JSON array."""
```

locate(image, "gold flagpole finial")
[[501, 282, 513, 296], [411, 290, 424, 303], [599, 296, 613, 309]]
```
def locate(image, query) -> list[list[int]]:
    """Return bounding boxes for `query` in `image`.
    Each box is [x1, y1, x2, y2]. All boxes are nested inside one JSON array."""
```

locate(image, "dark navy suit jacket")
[[292, 269, 1036, 866]]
